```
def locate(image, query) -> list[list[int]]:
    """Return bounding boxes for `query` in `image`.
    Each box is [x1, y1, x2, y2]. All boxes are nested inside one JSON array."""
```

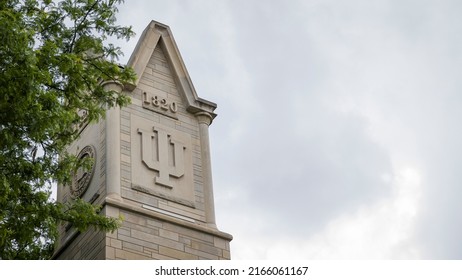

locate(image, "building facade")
[[54, 21, 232, 260]]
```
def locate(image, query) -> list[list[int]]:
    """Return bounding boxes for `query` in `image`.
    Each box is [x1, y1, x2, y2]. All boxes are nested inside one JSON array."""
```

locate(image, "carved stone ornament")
[[71, 145, 96, 198]]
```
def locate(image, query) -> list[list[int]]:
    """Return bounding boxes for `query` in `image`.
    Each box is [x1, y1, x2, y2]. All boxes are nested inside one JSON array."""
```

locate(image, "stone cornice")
[[105, 196, 233, 241]]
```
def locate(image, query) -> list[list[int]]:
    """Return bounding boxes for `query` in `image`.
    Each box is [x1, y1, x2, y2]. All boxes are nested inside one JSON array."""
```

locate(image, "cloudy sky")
[[114, 0, 462, 259]]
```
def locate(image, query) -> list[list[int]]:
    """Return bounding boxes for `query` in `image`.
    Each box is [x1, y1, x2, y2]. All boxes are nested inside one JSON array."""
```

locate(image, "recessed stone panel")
[[131, 114, 195, 207]]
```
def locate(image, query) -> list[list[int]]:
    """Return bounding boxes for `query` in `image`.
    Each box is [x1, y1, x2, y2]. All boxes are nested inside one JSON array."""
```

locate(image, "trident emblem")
[[137, 127, 186, 188]]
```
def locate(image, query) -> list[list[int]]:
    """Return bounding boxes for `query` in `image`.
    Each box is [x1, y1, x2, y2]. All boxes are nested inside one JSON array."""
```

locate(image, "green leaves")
[[56, 199, 122, 233], [0, 0, 135, 259]]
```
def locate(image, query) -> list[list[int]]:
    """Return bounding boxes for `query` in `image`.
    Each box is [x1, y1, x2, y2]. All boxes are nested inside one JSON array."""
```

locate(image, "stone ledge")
[[106, 196, 233, 241]]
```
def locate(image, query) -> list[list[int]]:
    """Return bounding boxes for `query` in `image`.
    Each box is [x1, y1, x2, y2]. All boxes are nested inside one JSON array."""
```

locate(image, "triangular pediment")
[[126, 21, 216, 118]]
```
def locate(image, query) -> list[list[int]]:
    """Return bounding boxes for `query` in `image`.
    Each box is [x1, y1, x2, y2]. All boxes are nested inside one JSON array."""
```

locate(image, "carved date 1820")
[[142, 91, 178, 117]]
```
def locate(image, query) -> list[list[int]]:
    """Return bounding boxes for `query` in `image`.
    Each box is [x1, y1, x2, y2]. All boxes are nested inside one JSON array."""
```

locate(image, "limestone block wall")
[[55, 227, 106, 260], [55, 120, 108, 260], [104, 203, 231, 260]]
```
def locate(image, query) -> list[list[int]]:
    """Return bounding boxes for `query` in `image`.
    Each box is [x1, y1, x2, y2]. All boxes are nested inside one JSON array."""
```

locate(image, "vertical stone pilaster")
[[103, 81, 123, 200], [195, 112, 216, 228]]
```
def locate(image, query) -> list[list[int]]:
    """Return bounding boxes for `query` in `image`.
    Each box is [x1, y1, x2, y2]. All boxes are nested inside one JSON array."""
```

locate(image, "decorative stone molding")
[[195, 112, 213, 126], [71, 145, 96, 198], [125, 20, 217, 120]]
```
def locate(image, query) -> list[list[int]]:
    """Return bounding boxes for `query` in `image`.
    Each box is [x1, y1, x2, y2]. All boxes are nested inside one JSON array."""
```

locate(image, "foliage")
[[0, 0, 135, 259]]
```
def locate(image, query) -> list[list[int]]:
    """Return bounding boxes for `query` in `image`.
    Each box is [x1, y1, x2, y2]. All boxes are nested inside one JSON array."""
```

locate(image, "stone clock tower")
[[54, 21, 232, 260]]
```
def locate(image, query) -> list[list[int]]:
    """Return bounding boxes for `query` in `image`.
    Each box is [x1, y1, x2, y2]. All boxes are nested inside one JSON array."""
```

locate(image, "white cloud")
[[115, 0, 462, 259], [228, 165, 422, 259]]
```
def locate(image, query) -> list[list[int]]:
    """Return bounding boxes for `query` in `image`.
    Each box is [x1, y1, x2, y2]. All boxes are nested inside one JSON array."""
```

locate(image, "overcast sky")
[[114, 0, 462, 259]]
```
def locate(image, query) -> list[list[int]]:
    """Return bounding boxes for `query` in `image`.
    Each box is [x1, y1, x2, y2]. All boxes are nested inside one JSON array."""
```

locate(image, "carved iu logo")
[[137, 127, 186, 188]]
